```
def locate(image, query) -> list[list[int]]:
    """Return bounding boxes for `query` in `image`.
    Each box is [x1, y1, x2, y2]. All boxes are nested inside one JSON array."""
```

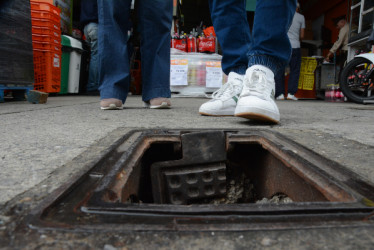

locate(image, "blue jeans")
[[275, 48, 301, 97], [208, 0, 296, 75], [97, 0, 172, 103], [84, 22, 99, 92]]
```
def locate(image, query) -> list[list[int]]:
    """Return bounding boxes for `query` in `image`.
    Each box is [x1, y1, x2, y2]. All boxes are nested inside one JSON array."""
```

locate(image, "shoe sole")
[[199, 112, 234, 117], [235, 112, 279, 124], [100, 104, 123, 110], [149, 102, 171, 109]]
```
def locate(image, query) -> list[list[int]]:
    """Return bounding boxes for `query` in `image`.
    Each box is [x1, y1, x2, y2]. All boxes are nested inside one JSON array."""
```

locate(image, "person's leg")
[[247, 0, 296, 74], [97, 0, 131, 105], [199, 0, 251, 116], [137, 0, 173, 103], [287, 48, 301, 95], [235, 0, 296, 123], [275, 68, 285, 98], [84, 22, 99, 92], [208, 0, 251, 75], [337, 50, 348, 83]]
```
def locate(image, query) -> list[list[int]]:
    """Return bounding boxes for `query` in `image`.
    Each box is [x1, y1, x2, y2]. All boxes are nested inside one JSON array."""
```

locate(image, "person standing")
[[275, 2, 305, 101], [80, 0, 99, 93], [199, 0, 296, 123], [325, 16, 349, 81], [97, 0, 172, 110]]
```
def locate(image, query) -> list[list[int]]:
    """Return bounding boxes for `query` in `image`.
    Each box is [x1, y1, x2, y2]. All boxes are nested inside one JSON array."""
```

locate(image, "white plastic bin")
[[66, 36, 83, 93]]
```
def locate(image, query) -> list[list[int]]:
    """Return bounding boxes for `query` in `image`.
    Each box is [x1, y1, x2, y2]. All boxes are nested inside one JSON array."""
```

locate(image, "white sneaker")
[[276, 94, 285, 100], [234, 65, 280, 123], [199, 72, 244, 116], [287, 94, 298, 100]]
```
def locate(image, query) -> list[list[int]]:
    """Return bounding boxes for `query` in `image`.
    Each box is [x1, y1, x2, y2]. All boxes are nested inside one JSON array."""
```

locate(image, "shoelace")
[[248, 71, 267, 94], [241, 71, 270, 99], [211, 81, 240, 100]]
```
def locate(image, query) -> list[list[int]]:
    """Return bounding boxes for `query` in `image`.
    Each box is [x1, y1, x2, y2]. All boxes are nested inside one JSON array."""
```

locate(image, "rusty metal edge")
[[26, 129, 374, 232]]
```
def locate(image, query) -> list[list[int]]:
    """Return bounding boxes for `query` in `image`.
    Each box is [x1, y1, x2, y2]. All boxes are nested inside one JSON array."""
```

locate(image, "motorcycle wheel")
[[340, 57, 374, 104]]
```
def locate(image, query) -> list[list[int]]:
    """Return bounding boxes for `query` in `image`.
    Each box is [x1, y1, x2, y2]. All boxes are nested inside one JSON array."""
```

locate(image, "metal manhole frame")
[[27, 129, 374, 232]]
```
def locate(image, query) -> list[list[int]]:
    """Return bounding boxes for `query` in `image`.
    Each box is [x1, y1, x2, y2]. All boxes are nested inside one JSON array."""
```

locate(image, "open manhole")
[[29, 129, 374, 231]]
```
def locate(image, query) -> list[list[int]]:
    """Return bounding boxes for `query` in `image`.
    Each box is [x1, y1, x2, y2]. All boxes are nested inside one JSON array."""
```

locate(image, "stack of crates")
[[298, 57, 318, 91], [30, 1, 62, 93]]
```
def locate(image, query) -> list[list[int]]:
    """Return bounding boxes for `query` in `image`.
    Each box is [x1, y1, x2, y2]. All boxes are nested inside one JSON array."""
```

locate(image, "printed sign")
[[170, 59, 188, 86], [53, 54, 60, 68], [205, 61, 222, 88]]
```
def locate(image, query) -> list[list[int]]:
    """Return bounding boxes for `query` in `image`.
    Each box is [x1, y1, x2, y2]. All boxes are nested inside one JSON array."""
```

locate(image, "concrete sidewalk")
[[1, 95, 374, 248]]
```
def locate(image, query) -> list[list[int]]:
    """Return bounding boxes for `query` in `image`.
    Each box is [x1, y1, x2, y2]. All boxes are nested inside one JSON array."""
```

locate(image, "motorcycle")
[[340, 33, 374, 104]]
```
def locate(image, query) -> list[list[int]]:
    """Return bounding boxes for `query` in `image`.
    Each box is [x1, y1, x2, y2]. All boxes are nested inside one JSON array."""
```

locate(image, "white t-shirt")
[[287, 12, 305, 48]]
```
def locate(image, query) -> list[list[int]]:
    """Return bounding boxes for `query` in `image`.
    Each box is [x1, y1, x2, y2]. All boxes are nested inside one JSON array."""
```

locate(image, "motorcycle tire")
[[340, 57, 374, 104]]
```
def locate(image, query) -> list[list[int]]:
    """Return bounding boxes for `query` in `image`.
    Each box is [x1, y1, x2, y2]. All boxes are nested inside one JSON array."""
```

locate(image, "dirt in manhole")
[[211, 168, 293, 205], [211, 172, 255, 204], [125, 164, 293, 205]]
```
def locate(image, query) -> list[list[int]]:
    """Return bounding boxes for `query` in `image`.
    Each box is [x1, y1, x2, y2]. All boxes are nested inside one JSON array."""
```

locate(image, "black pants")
[[337, 50, 348, 83], [275, 48, 301, 97]]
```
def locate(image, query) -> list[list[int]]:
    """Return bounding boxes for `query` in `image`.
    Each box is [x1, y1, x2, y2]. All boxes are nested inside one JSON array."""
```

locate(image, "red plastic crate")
[[32, 41, 61, 52], [32, 26, 60, 39], [32, 34, 61, 44], [30, 0, 53, 3], [31, 10, 60, 23], [30, 1, 60, 16], [31, 17, 60, 30], [33, 49, 61, 93]]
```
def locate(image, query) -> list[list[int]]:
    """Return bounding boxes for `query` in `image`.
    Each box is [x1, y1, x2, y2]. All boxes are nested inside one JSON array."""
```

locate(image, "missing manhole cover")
[[29, 129, 374, 231]]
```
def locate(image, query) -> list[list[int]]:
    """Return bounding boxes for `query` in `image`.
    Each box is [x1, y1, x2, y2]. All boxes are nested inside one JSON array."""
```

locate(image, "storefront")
[[0, 0, 353, 102]]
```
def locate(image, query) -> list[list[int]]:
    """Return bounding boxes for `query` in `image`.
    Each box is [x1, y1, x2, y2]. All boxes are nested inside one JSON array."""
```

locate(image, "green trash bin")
[[60, 35, 71, 94]]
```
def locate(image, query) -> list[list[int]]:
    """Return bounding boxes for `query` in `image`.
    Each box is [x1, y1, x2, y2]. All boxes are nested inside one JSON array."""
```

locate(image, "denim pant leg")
[[84, 22, 99, 92], [288, 48, 301, 95], [138, 0, 173, 102], [97, 0, 131, 103], [248, 0, 296, 74], [208, 0, 251, 75]]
